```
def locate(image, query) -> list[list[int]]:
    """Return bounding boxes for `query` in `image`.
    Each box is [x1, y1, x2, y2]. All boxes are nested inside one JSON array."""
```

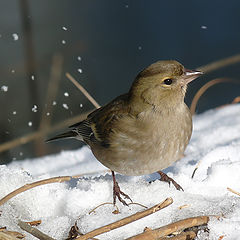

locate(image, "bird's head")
[[129, 60, 203, 109]]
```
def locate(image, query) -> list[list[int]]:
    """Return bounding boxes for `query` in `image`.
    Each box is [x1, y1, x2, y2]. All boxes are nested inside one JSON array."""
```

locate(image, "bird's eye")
[[163, 79, 172, 85]]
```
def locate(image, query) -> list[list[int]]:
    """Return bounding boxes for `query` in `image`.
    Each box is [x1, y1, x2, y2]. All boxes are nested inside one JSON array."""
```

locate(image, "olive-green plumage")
[[47, 60, 202, 176]]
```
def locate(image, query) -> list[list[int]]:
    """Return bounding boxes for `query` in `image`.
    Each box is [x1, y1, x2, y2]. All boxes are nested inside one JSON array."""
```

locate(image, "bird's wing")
[[69, 93, 130, 147]]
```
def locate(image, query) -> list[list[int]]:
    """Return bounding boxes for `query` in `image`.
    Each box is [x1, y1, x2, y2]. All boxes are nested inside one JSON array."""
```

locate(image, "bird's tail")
[[46, 131, 77, 143]]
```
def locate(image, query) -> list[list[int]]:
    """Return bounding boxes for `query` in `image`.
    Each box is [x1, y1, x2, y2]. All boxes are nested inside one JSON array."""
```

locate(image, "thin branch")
[[0, 170, 108, 207], [227, 187, 240, 197], [197, 54, 240, 74], [76, 198, 173, 240], [39, 54, 63, 130], [18, 220, 55, 240], [232, 96, 240, 104], [0, 176, 71, 207], [0, 110, 91, 153], [126, 216, 209, 240], [36, 54, 63, 156], [0, 232, 21, 240], [66, 72, 101, 109], [190, 78, 238, 115]]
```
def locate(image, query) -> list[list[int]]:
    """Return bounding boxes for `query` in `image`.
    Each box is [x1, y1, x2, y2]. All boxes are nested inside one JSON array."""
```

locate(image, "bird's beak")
[[183, 68, 203, 84]]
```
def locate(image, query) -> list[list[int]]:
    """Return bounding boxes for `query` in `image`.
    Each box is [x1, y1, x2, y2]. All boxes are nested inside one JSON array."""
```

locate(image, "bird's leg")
[[111, 171, 133, 206], [157, 171, 184, 191]]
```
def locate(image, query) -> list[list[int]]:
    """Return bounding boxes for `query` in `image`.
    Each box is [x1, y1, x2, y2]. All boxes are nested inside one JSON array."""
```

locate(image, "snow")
[[77, 68, 83, 73], [1, 104, 240, 239], [28, 121, 32, 127], [12, 33, 19, 41], [31, 105, 37, 112], [62, 103, 69, 110], [62, 26, 68, 31], [64, 92, 69, 97], [1, 85, 8, 92]]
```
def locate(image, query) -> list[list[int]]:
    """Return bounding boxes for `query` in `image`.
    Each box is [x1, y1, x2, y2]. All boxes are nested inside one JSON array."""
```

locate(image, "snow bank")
[[1, 104, 240, 239]]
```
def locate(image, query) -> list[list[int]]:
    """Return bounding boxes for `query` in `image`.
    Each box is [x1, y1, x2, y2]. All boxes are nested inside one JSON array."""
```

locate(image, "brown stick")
[[66, 72, 101, 109], [0, 110, 91, 153], [227, 187, 240, 197], [0, 170, 108, 207], [190, 78, 238, 115], [197, 53, 240, 74], [39, 54, 63, 130], [76, 198, 173, 240], [0, 176, 71, 206], [36, 54, 63, 156], [18, 220, 55, 240], [126, 216, 209, 240], [0, 232, 20, 240]]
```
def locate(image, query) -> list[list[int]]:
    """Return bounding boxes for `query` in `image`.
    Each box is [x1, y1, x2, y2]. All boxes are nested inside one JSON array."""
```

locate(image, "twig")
[[24, 220, 42, 226], [18, 220, 55, 240], [89, 202, 120, 215], [76, 198, 173, 240], [66, 72, 101, 109], [232, 96, 240, 104], [127, 215, 209, 240], [40, 54, 63, 130], [0, 232, 21, 240], [0, 170, 108, 207], [227, 187, 240, 197], [37, 54, 63, 156], [190, 78, 237, 115], [0, 110, 91, 153], [197, 54, 240, 74], [0, 176, 71, 206]]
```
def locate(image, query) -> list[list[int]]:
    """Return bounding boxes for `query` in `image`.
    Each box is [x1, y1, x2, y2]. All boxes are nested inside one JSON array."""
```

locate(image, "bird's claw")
[[113, 181, 133, 206], [158, 171, 184, 191]]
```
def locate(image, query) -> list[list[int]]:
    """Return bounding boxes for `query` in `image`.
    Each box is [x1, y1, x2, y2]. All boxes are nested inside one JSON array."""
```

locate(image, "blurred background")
[[0, 0, 240, 164]]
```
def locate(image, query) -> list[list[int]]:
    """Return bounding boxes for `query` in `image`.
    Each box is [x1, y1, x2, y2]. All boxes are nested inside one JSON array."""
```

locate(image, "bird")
[[46, 60, 203, 206]]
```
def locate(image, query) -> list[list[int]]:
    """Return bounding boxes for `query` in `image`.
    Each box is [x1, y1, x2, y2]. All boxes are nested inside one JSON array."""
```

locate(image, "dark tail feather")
[[46, 131, 77, 143]]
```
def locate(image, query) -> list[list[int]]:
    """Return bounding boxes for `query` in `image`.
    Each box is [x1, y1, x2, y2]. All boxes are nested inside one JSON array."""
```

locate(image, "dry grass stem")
[[178, 204, 190, 210], [127, 215, 209, 240], [0, 110, 91, 153], [0, 176, 71, 207], [0, 170, 109, 207], [0, 232, 23, 240], [39, 54, 63, 129], [128, 202, 148, 209], [24, 220, 42, 226], [227, 187, 240, 197], [197, 54, 240, 74], [190, 78, 237, 115], [88, 202, 120, 215], [0, 228, 25, 240], [18, 220, 55, 240], [66, 72, 100, 109], [232, 96, 240, 103], [76, 198, 173, 240]]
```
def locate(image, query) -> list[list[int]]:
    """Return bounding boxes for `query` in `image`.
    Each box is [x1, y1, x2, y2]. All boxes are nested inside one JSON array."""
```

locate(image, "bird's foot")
[[112, 171, 133, 206], [157, 171, 184, 191]]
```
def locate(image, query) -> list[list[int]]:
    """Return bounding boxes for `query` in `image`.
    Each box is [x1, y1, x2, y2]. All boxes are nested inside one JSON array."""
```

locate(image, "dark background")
[[0, 0, 240, 164]]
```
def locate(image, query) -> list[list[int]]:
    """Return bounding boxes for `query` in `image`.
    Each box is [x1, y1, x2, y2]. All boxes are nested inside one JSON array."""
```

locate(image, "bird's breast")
[[91, 103, 192, 176]]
